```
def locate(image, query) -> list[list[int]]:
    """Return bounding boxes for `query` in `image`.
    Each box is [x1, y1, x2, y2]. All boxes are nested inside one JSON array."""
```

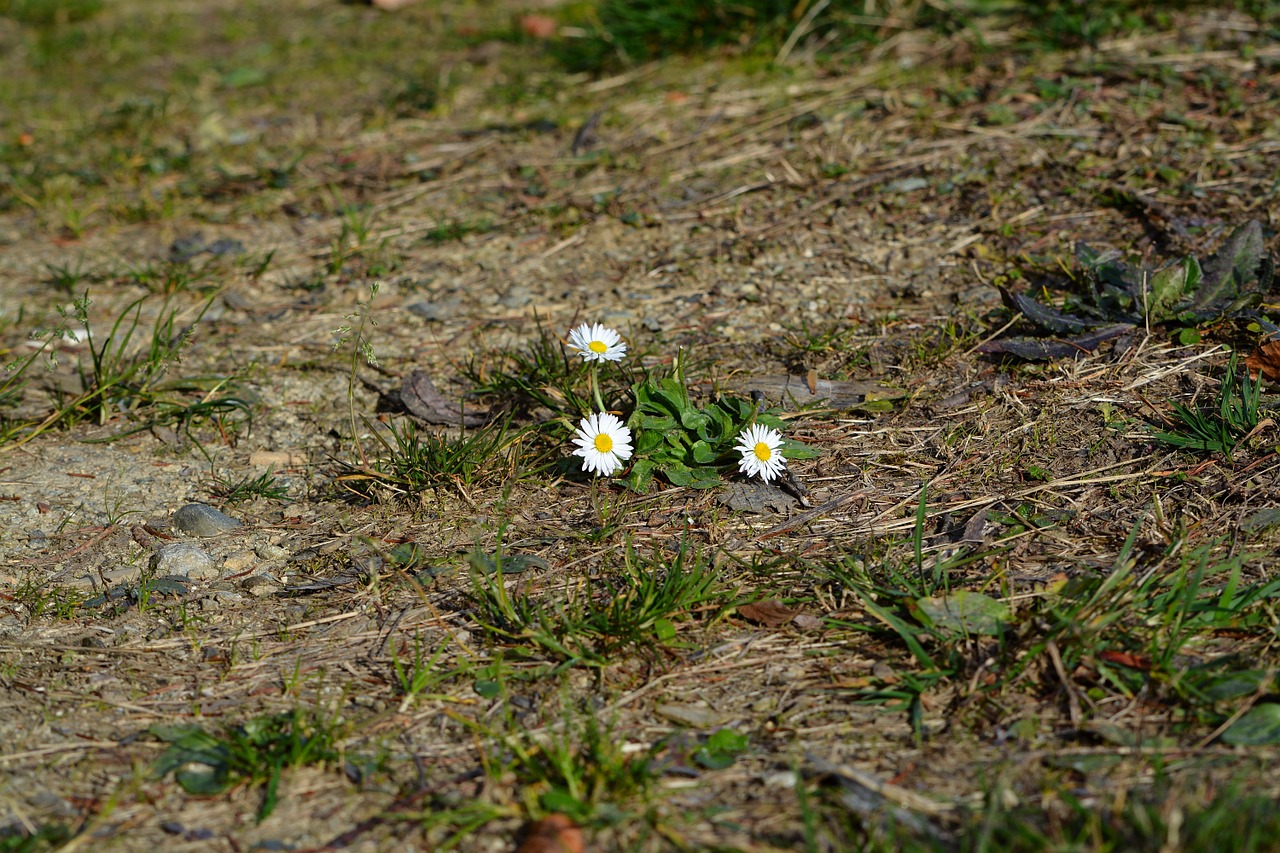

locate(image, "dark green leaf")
[[1222, 702, 1280, 745], [1191, 220, 1265, 314], [781, 437, 821, 460], [473, 679, 501, 698], [1001, 287, 1091, 334]]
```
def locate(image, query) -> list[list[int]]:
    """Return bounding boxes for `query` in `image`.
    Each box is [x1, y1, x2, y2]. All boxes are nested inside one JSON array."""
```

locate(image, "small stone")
[[222, 549, 257, 572], [254, 543, 289, 561], [654, 703, 725, 728], [405, 298, 461, 321], [248, 450, 306, 467], [241, 575, 278, 597], [150, 543, 219, 580], [173, 503, 242, 537], [498, 285, 532, 308]]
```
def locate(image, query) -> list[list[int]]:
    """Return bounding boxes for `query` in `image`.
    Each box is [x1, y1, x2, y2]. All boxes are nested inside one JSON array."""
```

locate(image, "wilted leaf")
[[1222, 702, 1280, 745], [792, 613, 825, 631], [914, 590, 1010, 636], [738, 599, 800, 628], [1242, 507, 1280, 535], [1000, 287, 1091, 334], [1244, 340, 1280, 383], [717, 482, 796, 514], [976, 324, 1134, 360], [715, 374, 905, 411], [400, 370, 488, 427], [468, 551, 548, 575], [516, 815, 584, 853]]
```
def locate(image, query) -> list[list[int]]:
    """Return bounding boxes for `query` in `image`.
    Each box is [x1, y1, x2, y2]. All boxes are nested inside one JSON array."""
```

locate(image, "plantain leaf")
[[1190, 219, 1265, 314]]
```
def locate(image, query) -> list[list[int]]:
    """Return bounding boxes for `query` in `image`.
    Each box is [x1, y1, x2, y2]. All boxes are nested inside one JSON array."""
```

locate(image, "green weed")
[[470, 537, 729, 668], [465, 318, 598, 423], [1151, 351, 1263, 459], [340, 416, 520, 497], [151, 707, 346, 822], [209, 467, 289, 503]]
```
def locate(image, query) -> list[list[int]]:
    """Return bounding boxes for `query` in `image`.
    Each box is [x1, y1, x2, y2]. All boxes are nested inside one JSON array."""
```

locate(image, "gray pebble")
[[405, 298, 461, 321], [173, 503, 242, 537], [150, 542, 219, 580], [498, 285, 532, 308]]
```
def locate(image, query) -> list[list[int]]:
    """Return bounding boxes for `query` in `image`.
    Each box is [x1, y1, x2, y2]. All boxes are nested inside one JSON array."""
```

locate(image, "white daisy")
[[735, 424, 786, 482], [567, 322, 626, 362], [571, 412, 633, 477]]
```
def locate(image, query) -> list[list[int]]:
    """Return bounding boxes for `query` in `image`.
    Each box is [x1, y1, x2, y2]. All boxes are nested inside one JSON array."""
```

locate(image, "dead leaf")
[[717, 481, 796, 514], [1245, 340, 1280, 382], [791, 613, 824, 631], [399, 370, 488, 427], [516, 814, 583, 853], [520, 14, 558, 39], [712, 374, 904, 412], [739, 599, 800, 628]]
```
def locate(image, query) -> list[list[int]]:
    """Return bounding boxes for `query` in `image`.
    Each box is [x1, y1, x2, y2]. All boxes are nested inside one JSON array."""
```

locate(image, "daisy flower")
[[735, 424, 786, 482], [571, 412, 633, 477], [567, 322, 626, 363]]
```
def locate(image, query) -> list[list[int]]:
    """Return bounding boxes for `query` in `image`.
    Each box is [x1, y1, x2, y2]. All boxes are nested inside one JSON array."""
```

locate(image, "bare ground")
[[3, 2, 1280, 850]]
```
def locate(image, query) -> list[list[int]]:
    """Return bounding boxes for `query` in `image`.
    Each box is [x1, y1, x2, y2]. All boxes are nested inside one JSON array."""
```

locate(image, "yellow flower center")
[[594, 433, 614, 453], [754, 441, 772, 461], [589, 340, 608, 354]]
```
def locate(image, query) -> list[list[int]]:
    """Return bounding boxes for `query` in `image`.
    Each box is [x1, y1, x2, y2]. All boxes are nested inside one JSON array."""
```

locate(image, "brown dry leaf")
[[739, 599, 800, 628], [516, 814, 584, 853], [1245, 340, 1280, 382], [791, 613, 824, 631], [520, 14, 558, 39], [399, 370, 489, 427]]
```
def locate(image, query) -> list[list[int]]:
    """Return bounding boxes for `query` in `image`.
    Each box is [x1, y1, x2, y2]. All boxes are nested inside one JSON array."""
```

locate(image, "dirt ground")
[[3, 2, 1280, 850]]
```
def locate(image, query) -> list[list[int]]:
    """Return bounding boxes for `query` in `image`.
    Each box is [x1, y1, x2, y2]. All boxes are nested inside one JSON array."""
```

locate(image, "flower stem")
[[590, 363, 607, 413]]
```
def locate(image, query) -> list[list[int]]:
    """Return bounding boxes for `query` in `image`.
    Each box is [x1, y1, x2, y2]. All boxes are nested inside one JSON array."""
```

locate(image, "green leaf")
[[634, 429, 665, 454], [473, 679, 501, 699], [663, 461, 694, 486], [1146, 257, 1198, 322], [1189, 220, 1265, 316], [781, 437, 820, 460], [1191, 669, 1271, 702], [691, 440, 719, 464], [693, 728, 749, 770], [653, 617, 676, 642], [624, 458, 656, 494], [175, 763, 232, 795], [1222, 703, 1280, 745], [541, 788, 590, 819], [913, 591, 1010, 636]]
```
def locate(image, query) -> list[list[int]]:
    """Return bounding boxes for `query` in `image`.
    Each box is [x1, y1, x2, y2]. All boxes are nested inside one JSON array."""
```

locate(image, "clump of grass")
[[339, 417, 521, 498], [470, 537, 729, 668], [2, 291, 250, 449], [464, 318, 597, 424], [1152, 351, 1263, 459], [151, 707, 346, 822], [209, 467, 290, 503]]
